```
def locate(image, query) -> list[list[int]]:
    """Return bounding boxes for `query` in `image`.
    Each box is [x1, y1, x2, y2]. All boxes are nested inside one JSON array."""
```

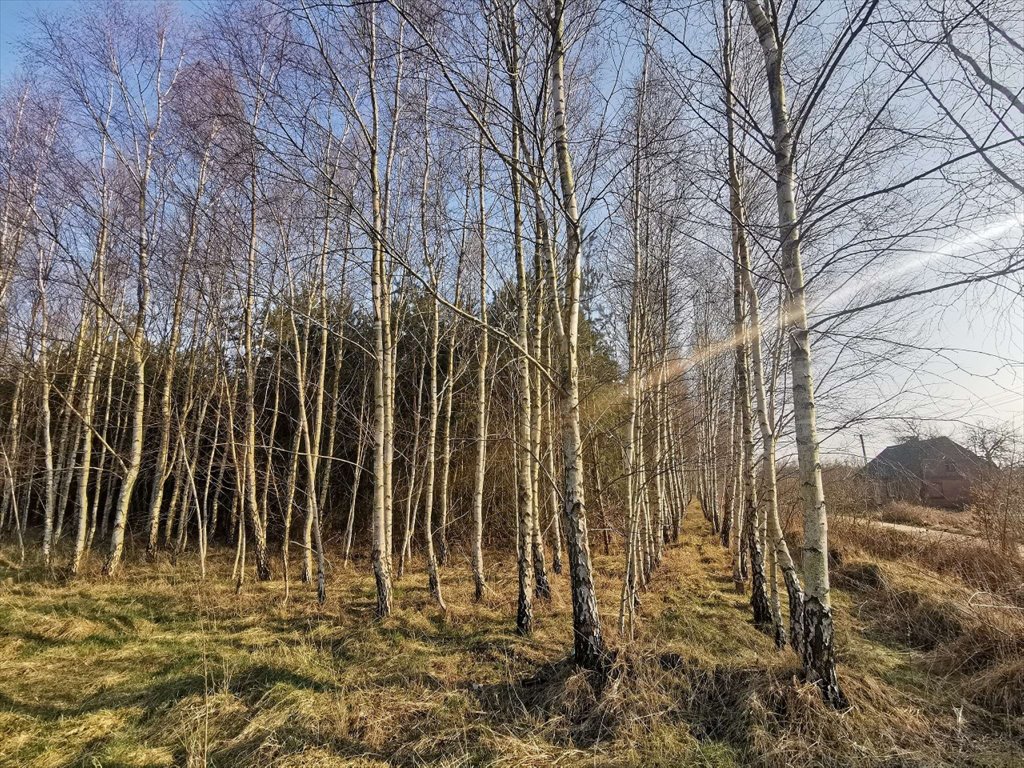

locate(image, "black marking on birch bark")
[[802, 595, 848, 709], [372, 549, 392, 619], [254, 540, 272, 581], [533, 533, 551, 599], [535, 559, 552, 599], [438, 537, 449, 567], [784, 568, 805, 656], [517, 527, 534, 634], [516, 586, 534, 635], [745, 513, 772, 629], [565, 500, 605, 672], [773, 620, 786, 649]]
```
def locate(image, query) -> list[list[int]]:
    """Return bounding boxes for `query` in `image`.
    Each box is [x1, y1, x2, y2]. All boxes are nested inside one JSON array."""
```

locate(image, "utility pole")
[[859, 434, 876, 507]]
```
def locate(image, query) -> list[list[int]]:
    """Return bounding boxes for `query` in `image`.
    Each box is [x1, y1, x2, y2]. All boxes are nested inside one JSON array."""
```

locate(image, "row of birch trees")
[[1, 0, 1020, 706]]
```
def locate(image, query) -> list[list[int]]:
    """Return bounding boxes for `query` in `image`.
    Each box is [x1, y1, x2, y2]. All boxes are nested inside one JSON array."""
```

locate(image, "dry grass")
[[830, 515, 1024, 606], [878, 502, 931, 527], [1, 510, 1022, 767], [874, 501, 987, 537]]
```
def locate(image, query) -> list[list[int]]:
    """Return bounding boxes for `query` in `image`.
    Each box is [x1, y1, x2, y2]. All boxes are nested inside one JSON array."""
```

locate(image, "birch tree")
[[742, 0, 846, 706]]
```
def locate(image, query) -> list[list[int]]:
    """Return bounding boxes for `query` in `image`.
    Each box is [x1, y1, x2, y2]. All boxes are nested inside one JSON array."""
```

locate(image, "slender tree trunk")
[[732, 222, 771, 629], [103, 77, 163, 577], [37, 246, 55, 566], [470, 126, 489, 600], [1, 369, 24, 544], [400, 364, 424, 578], [621, 55, 648, 626], [146, 272, 187, 559], [259, 352, 283, 539], [590, 436, 610, 556], [726, 13, 804, 644], [436, 260, 461, 567], [422, 287, 447, 610], [52, 319, 86, 546], [743, 0, 845, 706], [545, 380, 565, 568], [530, 222, 551, 600], [344, 398, 367, 567], [89, 326, 120, 552], [503, 7, 535, 634], [367, 3, 393, 617], [281, 410, 303, 600], [241, 155, 271, 581], [549, 0, 605, 670]]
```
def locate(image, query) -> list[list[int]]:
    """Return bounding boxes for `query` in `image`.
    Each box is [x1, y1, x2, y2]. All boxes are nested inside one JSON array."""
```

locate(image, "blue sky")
[[0, 0, 81, 80]]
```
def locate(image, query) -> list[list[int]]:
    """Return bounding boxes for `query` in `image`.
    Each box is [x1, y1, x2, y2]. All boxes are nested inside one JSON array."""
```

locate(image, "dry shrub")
[[832, 561, 888, 592], [878, 502, 928, 527], [588, 652, 686, 747], [875, 586, 968, 650], [747, 673, 935, 768], [970, 468, 1024, 553], [681, 662, 765, 745], [830, 518, 1024, 606], [677, 657, 936, 768], [502, 650, 943, 767], [496, 653, 683, 749], [835, 557, 1024, 653]]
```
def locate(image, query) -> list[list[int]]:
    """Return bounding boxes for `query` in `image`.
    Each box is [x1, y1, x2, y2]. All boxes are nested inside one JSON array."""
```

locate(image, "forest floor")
[[1, 508, 1022, 767]]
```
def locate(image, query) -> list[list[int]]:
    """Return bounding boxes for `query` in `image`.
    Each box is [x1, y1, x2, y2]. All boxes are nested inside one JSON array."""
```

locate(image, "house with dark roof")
[[862, 436, 996, 508]]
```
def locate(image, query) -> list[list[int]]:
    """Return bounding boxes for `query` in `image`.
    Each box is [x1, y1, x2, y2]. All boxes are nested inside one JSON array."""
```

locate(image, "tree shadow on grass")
[[0, 673, 209, 723], [0, 662, 336, 723], [225, 663, 336, 705], [470, 656, 599, 746]]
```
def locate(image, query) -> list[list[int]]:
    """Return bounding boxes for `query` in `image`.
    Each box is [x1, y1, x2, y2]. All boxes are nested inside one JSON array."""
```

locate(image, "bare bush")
[[969, 468, 1024, 554]]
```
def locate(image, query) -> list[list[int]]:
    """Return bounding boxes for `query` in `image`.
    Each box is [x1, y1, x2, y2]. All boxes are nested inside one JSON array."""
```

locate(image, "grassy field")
[[1, 510, 1022, 767]]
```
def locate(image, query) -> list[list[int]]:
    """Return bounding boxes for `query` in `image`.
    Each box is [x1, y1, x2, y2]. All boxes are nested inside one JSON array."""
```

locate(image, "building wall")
[[879, 475, 920, 504], [921, 459, 971, 508]]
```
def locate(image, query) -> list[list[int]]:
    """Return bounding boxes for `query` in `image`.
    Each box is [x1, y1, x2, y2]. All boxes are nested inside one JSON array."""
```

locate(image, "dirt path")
[[872, 519, 1024, 556]]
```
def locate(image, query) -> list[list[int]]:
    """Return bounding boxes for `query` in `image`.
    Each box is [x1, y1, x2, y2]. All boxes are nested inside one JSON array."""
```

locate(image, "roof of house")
[[862, 436, 996, 481]]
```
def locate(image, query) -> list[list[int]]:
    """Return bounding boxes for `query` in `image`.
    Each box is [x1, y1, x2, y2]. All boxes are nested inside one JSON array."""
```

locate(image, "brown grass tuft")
[[926, 613, 1024, 675], [967, 658, 1024, 716]]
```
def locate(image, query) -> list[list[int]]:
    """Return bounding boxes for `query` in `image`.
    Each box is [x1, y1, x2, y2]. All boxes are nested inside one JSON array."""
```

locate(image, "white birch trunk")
[[743, 0, 845, 706], [549, 0, 605, 670]]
